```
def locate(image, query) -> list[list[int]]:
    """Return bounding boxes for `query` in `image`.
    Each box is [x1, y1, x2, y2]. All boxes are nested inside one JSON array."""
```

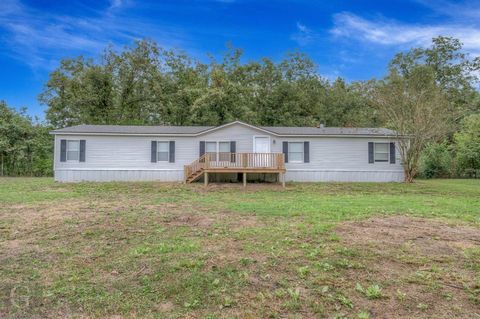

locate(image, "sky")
[[1, 0, 480, 119]]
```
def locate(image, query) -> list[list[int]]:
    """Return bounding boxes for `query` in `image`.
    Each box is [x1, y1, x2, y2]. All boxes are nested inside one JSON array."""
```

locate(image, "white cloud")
[[330, 12, 480, 54], [414, 0, 480, 19], [0, 0, 22, 15], [0, 0, 186, 70], [109, 0, 125, 9], [291, 22, 315, 46]]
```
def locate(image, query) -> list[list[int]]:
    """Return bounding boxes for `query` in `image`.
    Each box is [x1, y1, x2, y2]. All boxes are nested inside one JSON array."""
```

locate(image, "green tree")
[[454, 114, 480, 177], [419, 142, 453, 178], [371, 66, 451, 182], [390, 36, 480, 125], [0, 101, 53, 176], [40, 40, 376, 129]]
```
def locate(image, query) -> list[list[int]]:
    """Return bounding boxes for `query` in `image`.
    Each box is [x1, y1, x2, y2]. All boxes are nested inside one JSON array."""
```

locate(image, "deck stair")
[[184, 154, 206, 183]]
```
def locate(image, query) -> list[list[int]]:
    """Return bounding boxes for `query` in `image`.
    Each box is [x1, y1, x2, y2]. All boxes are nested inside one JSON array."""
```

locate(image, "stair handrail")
[[184, 153, 207, 181]]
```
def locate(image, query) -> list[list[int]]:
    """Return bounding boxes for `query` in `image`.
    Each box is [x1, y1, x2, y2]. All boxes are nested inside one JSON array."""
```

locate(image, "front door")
[[253, 136, 270, 167], [254, 136, 270, 153]]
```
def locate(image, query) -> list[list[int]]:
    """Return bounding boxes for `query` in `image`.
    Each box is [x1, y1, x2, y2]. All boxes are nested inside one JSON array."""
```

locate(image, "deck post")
[[243, 172, 247, 187], [204, 172, 209, 187], [281, 172, 285, 188]]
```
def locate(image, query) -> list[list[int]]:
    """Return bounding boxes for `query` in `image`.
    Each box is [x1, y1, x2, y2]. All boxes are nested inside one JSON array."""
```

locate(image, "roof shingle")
[[51, 122, 397, 137]]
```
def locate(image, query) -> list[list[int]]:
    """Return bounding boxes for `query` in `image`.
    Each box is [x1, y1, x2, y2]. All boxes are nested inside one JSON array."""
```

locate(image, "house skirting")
[[55, 168, 404, 183], [54, 169, 184, 182], [285, 169, 404, 182]]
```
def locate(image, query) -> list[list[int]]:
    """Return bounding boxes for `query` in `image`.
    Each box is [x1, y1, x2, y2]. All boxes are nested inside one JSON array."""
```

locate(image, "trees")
[[371, 66, 451, 182], [372, 37, 480, 182], [39, 40, 376, 129], [0, 101, 52, 176], [390, 36, 480, 128], [454, 114, 480, 177], [419, 142, 453, 178]]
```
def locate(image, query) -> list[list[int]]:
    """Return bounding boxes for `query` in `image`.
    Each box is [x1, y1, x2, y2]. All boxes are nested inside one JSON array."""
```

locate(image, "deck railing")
[[184, 152, 286, 183], [203, 152, 285, 169], [185, 152, 285, 181]]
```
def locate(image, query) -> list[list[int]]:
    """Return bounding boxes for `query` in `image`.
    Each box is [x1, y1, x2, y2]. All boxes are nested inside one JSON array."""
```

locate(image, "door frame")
[[253, 135, 271, 153]]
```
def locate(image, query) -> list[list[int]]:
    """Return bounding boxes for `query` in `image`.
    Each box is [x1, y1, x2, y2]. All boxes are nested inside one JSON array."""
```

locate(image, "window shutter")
[[283, 141, 289, 163], [230, 141, 236, 163], [199, 141, 205, 157], [79, 140, 86, 162], [368, 142, 374, 163], [169, 141, 175, 163], [60, 139, 67, 162], [304, 141, 310, 163], [390, 142, 396, 164], [151, 141, 157, 163]]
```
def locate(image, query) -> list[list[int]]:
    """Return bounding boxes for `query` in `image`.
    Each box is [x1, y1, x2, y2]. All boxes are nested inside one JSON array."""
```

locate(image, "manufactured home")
[[50, 121, 404, 184]]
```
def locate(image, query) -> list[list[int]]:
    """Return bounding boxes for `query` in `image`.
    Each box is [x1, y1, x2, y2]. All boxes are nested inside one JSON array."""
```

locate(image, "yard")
[[0, 178, 479, 318]]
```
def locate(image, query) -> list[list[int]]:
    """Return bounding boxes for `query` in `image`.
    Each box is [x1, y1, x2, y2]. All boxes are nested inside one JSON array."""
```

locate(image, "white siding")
[[53, 123, 404, 182], [276, 137, 404, 182]]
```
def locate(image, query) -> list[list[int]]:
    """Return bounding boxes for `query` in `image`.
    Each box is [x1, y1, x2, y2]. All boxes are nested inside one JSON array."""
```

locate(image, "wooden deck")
[[184, 152, 286, 186]]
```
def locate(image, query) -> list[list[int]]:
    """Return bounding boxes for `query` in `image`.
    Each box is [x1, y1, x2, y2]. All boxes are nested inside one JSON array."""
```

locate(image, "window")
[[67, 140, 80, 161], [157, 141, 169, 162], [374, 143, 389, 162], [288, 142, 304, 163], [218, 141, 230, 161], [219, 141, 230, 153], [205, 141, 216, 161], [205, 141, 231, 161], [205, 141, 217, 153]]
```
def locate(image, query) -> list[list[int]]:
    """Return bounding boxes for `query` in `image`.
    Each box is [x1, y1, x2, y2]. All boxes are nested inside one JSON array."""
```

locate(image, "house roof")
[[51, 124, 214, 135], [262, 126, 396, 136], [50, 121, 398, 137]]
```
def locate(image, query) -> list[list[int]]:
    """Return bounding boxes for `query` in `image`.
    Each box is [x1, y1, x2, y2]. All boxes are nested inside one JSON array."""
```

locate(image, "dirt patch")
[[155, 301, 175, 312], [336, 215, 480, 257], [163, 213, 217, 227], [335, 215, 480, 319], [157, 206, 262, 231], [190, 182, 287, 193]]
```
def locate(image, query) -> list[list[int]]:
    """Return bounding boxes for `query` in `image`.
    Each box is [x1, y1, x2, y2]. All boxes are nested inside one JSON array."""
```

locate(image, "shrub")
[[419, 142, 453, 178], [455, 114, 480, 178]]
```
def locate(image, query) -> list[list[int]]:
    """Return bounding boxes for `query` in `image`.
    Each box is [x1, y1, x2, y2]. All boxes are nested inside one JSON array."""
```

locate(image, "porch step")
[[185, 169, 204, 183]]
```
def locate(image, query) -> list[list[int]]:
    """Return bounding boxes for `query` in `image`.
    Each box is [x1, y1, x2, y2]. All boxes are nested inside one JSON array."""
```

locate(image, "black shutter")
[[169, 141, 175, 163], [60, 139, 67, 162], [79, 140, 86, 162], [151, 141, 157, 163], [283, 142, 289, 163], [368, 142, 374, 163], [304, 141, 310, 163], [230, 141, 236, 163], [199, 141, 205, 157], [390, 142, 396, 164]]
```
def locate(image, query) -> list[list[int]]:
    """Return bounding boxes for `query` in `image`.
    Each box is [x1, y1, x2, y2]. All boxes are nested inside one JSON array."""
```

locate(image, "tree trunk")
[[403, 165, 415, 183], [30, 153, 33, 177], [404, 172, 414, 183]]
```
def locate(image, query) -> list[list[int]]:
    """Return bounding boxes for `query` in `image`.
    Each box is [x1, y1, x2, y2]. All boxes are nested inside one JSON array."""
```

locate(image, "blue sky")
[[1, 0, 480, 119]]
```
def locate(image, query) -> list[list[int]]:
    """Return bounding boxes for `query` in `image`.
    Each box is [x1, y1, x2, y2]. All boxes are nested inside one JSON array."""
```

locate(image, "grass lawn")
[[0, 178, 479, 318]]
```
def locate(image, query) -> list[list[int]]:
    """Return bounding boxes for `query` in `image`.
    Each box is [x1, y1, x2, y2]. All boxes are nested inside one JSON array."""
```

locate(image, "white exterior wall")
[[53, 123, 404, 182], [276, 137, 404, 182]]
